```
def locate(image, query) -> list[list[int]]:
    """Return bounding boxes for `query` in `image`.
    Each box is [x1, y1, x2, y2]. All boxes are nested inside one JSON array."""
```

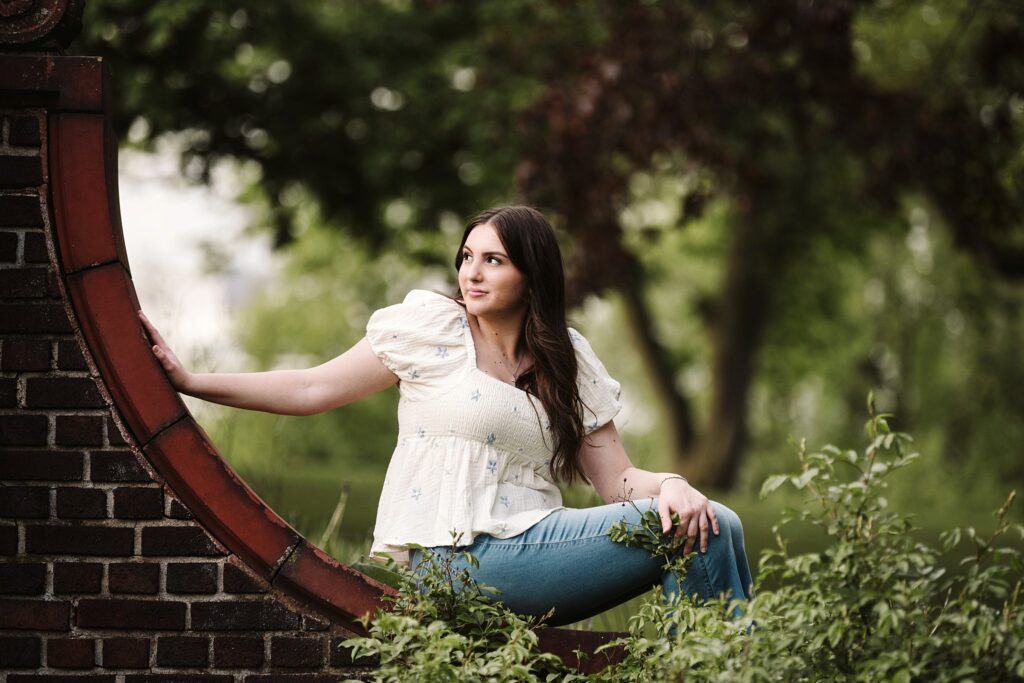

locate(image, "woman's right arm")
[[139, 311, 398, 416]]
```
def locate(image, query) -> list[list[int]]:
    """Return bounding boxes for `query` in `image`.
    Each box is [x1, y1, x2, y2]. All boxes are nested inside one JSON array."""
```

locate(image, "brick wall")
[[0, 106, 378, 680]]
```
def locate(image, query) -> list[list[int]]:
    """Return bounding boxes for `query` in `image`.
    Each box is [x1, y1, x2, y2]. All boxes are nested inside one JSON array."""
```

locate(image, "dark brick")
[[53, 562, 103, 594], [156, 635, 209, 667], [191, 600, 301, 631], [113, 486, 163, 519], [108, 562, 160, 595], [91, 450, 151, 482], [1, 338, 50, 370], [0, 376, 14, 407], [244, 676, 344, 683], [331, 637, 379, 667], [55, 487, 107, 519], [23, 231, 48, 263], [0, 304, 70, 333], [9, 677, 116, 683], [101, 637, 150, 668], [0, 156, 43, 188], [0, 485, 50, 518], [166, 562, 217, 594], [141, 526, 224, 557], [0, 562, 46, 594], [166, 495, 193, 519], [9, 116, 41, 146], [0, 195, 42, 227], [0, 524, 18, 554], [213, 636, 264, 668], [0, 230, 17, 262], [0, 599, 69, 630], [223, 562, 265, 594], [76, 599, 186, 630], [55, 415, 104, 446], [0, 634, 41, 667], [46, 637, 95, 668], [26, 524, 133, 556], [0, 415, 49, 447], [0, 267, 49, 298], [26, 377, 104, 409], [105, 417, 128, 445], [270, 636, 324, 668], [0, 449, 83, 480], [302, 614, 329, 631], [124, 677, 231, 683], [57, 340, 87, 370]]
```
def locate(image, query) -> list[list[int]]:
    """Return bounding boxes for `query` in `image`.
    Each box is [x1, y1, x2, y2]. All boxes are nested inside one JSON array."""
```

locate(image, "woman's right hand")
[[138, 310, 191, 391]]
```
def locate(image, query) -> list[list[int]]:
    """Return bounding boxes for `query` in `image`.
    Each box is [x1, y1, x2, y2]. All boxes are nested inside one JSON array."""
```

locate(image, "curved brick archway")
[[0, 19, 624, 679]]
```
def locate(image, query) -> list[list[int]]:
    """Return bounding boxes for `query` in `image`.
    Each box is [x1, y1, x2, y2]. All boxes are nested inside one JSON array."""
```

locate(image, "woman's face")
[[458, 223, 529, 320]]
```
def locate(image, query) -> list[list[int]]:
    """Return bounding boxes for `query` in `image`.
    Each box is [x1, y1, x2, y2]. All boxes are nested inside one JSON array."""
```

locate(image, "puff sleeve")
[[569, 327, 623, 433], [365, 289, 466, 401]]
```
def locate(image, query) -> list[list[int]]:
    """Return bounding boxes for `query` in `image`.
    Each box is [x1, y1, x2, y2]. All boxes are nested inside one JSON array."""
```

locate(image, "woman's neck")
[[471, 311, 526, 360]]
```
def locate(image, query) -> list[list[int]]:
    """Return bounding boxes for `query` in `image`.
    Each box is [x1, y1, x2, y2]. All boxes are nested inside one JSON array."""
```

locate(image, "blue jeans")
[[408, 498, 754, 627]]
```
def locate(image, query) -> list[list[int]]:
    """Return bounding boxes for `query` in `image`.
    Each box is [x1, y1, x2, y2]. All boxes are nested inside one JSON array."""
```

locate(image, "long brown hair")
[[451, 205, 589, 484]]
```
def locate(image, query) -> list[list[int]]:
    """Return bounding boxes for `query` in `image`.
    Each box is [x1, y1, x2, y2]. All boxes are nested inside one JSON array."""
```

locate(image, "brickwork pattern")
[[0, 111, 377, 680]]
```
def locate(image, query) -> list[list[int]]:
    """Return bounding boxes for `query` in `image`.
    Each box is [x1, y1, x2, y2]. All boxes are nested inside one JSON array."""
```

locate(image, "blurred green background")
[[75, 0, 1024, 631]]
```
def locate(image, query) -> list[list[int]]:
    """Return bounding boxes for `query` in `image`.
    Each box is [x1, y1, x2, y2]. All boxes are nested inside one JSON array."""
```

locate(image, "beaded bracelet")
[[659, 474, 688, 488]]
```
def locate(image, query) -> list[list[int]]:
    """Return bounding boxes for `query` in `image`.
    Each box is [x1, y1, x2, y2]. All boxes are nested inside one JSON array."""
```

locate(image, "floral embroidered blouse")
[[364, 289, 623, 566]]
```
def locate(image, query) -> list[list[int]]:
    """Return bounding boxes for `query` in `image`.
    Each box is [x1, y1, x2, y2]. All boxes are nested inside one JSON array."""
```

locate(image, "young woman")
[[140, 205, 753, 627]]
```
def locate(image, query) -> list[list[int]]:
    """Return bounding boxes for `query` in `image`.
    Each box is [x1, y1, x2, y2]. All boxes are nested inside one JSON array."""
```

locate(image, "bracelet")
[[660, 475, 688, 488]]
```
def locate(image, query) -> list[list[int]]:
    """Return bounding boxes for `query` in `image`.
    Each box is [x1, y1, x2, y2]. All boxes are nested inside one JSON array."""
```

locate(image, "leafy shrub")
[[343, 394, 1024, 682]]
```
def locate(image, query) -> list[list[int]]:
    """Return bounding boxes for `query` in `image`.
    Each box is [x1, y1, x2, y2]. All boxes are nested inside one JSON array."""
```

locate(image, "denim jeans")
[[408, 498, 754, 627]]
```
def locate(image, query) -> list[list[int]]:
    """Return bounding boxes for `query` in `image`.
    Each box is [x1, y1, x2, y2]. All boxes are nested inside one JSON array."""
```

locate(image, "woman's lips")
[[468, 289, 487, 297]]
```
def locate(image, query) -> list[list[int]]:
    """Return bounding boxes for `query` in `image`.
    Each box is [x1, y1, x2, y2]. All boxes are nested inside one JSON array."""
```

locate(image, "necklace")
[[476, 332, 525, 384]]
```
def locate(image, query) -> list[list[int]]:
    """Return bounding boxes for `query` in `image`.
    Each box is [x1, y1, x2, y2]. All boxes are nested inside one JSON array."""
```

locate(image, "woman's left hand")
[[658, 478, 719, 555]]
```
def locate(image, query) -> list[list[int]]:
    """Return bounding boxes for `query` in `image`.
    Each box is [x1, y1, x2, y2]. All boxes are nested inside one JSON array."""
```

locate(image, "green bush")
[[343, 394, 1024, 682]]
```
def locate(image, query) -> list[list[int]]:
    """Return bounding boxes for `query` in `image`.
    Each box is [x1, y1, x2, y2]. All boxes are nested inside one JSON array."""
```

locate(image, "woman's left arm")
[[579, 421, 719, 554]]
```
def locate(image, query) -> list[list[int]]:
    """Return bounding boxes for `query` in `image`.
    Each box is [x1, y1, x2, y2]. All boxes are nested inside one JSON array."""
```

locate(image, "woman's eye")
[[487, 256, 501, 264]]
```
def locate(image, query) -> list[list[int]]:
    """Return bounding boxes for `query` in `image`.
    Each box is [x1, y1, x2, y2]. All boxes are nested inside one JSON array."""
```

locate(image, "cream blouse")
[[365, 289, 623, 566]]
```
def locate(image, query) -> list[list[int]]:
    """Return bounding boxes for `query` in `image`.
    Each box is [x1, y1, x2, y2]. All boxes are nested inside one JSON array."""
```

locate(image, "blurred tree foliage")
[[75, 1, 1024, 497]]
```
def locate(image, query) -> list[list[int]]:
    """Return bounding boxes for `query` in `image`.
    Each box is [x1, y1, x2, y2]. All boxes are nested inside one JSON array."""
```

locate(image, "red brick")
[[0, 376, 14, 407], [270, 636, 324, 668], [0, 267, 49, 298], [26, 524, 133, 556], [124, 677, 231, 683], [0, 304, 70, 333], [0, 634, 41, 667], [0, 195, 42, 227], [26, 377, 104, 409], [23, 231, 48, 263], [113, 487, 163, 519], [166, 562, 218, 594], [223, 563, 266, 594], [0, 156, 43, 188], [0, 562, 46, 594], [101, 637, 150, 668], [55, 415, 104, 446], [213, 636, 264, 668], [0, 485, 50, 518], [156, 635, 209, 667], [90, 450, 151, 482], [106, 417, 128, 445], [141, 526, 225, 557], [191, 600, 301, 631], [0, 449, 83, 480], [0, 230, 18, 261], [0, 524, 18, 554], [1, 338, 50, 370], [46, 637, 95, 668], [57, 339, 87, 370], [75, 599, 186, 630], [55, 487, 107, 519], [0, 599, 69, 630], [53, 562, 103, 594], [9, 116, 41, 146], [0, 415, 50, 446], [108, 562, 160, 595], [166, 496, 193, 519]]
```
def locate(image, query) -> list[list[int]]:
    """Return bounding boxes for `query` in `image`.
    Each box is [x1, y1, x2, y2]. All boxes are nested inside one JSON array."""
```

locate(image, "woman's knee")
[[710, 501, 743, 538]]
